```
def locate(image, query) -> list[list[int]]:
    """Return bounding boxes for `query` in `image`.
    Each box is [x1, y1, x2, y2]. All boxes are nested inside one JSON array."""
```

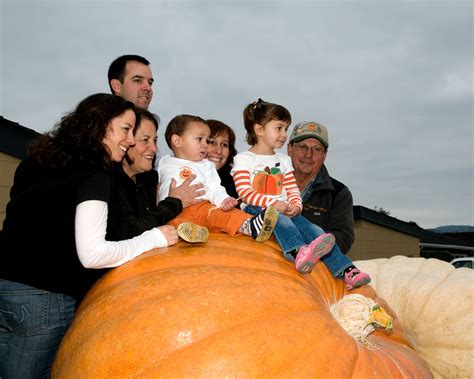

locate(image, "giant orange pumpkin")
[[52, 233, 433, 378]]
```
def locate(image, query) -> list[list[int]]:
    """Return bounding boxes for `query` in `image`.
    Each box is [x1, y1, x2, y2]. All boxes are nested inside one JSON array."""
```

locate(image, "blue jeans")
[[0, 279, 76, 379], [246, 206, 353, 277]]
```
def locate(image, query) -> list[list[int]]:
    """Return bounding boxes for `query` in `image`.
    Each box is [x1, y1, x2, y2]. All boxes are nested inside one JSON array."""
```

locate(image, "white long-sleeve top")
[[75, 200, 168, 269], [157, 155, 230, 207]]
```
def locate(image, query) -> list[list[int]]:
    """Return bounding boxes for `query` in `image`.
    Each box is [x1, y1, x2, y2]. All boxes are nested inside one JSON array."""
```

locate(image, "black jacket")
[[106, 164, 182, 241], [300, 165, 355, 254]]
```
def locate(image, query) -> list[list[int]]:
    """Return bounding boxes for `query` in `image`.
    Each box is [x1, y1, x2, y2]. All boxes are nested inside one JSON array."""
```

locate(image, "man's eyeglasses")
[[292, 143, 326, 155]]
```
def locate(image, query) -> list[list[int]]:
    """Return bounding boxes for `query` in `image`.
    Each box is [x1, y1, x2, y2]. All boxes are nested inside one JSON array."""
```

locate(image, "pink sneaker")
[[344, 268, 371, 290], [295, 233, 335, 274]]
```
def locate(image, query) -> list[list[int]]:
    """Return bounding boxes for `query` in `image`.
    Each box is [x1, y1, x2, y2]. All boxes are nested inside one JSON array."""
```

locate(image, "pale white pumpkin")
[[354, 255, 474, 379]]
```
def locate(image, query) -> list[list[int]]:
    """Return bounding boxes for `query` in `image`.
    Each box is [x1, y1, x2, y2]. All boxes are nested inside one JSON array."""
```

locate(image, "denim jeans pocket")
[[0, 281, 49, 336]]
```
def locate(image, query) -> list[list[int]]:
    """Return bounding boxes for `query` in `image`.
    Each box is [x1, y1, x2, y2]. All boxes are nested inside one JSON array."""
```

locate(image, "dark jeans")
[[0, 279, 75, 379]]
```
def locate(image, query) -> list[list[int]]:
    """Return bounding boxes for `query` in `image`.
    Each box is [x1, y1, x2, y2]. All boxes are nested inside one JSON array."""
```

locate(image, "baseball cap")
[[289, 121, 329, 148]]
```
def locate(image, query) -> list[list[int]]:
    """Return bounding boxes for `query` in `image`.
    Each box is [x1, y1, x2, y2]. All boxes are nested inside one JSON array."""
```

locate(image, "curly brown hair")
[[28, 93, 138, 170]]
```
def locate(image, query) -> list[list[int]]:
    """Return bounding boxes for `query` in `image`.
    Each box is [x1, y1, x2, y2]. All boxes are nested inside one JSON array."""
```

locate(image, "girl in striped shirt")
[[231, 99, 370, 290]]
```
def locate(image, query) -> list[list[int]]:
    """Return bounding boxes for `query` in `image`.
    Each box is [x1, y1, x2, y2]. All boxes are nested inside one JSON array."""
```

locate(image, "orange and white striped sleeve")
[[283, 171, 303, 209], [232, 169, 277, 207]]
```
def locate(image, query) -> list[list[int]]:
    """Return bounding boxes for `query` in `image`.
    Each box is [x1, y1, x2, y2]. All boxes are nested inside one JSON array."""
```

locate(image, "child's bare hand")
[[157, 225, 178, 246], [272, 200, 288, 213], [282, 204, 301, 217], [220, 197, 238, 211]]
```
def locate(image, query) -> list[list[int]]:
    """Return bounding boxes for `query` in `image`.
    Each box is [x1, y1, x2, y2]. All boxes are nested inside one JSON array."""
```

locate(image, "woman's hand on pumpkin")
[[157, 225, 179, 246], [220, 197, 238, 211], [168, 175, 205, 208]]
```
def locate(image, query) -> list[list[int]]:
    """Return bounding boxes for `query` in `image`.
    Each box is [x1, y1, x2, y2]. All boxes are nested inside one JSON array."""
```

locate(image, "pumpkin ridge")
[[362, 335, 429, 377], [373, 257, 450, 331], [384, 260, 429, 326], [102, 264, 321, 295], [403, 274, 452, 331], [88, 266, 323, 308], [87, 255, 297, 288], [358, 339, 394, 377], [385, 265, 460, 354], [412, 308, 474, 335]]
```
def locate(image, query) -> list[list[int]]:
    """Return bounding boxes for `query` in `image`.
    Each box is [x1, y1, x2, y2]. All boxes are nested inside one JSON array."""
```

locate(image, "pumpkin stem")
[[330, 294, 393, 345]]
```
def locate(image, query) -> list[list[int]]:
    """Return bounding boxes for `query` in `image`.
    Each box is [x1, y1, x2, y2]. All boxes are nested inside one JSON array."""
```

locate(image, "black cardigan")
[[106, 164, 182, 241], [217, 162, 238, 199]]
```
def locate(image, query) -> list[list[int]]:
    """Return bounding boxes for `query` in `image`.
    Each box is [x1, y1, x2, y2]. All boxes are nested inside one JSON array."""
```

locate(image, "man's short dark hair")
[[107, 55, 150, 94]]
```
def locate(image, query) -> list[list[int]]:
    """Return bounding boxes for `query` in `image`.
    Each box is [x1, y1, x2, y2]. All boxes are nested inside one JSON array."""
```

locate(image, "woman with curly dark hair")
[[0, 93, 178, 378]]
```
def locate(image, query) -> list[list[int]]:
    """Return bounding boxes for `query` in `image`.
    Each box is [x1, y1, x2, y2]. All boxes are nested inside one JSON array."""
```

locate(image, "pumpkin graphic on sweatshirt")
[[252, 165, 283, 195], [179, 167, 193, 180]]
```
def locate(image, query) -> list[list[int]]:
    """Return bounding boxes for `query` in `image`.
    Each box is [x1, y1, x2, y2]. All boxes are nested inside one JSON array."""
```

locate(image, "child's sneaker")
[[295, 233, 335, 274], [177, 222, 209, 243], [250, 206, 278, 242], [344, 268, 371, 290]]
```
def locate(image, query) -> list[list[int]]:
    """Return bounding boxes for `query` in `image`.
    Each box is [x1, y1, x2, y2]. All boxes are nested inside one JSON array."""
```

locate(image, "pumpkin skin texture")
[[52, 234, 433, 378], [355, 256, 474, 379]]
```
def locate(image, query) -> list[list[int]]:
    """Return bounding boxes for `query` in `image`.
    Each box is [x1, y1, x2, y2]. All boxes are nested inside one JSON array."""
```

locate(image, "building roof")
[[0, 116, 40, 159], [353, 205, 473, 248]]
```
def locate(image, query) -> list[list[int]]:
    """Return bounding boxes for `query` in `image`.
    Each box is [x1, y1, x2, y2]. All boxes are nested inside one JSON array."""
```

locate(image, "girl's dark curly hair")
[[28, 93, 138, 170]]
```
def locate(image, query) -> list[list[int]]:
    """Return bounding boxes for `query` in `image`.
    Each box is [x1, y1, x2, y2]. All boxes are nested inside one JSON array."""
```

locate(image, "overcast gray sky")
[[1, 0, 472, 229]]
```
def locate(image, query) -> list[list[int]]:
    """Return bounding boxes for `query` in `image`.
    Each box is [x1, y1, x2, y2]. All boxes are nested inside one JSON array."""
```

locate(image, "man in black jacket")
[[287, 121, 354, 254]]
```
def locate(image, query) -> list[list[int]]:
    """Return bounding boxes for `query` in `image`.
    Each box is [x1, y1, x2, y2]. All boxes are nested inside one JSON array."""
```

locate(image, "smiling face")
[[171, 121, 210, 162], [123, 118, 158, 178], [287, 137, 327, 178], [207, 131, 230, 170], [111, 60, 154, 110], [102, 110, 136, 162]]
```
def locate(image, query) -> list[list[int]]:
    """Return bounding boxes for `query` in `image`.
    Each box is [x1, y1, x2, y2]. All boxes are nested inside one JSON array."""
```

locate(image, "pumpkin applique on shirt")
[[252, 164, 283, 196]]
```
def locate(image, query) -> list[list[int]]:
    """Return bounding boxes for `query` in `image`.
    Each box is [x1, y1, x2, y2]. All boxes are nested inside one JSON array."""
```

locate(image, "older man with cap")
[[287, 121, 354, 254]]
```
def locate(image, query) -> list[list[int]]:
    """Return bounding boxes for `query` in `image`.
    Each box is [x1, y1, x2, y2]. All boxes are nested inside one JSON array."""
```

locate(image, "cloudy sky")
[[1, 0, 472, 229]]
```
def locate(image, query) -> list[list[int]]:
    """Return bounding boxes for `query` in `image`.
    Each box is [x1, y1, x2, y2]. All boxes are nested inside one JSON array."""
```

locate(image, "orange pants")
[[168, 202, 251, 236]]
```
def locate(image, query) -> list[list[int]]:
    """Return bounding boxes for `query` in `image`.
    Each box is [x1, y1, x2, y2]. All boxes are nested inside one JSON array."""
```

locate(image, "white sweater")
[[157, 155, 230, 207]]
